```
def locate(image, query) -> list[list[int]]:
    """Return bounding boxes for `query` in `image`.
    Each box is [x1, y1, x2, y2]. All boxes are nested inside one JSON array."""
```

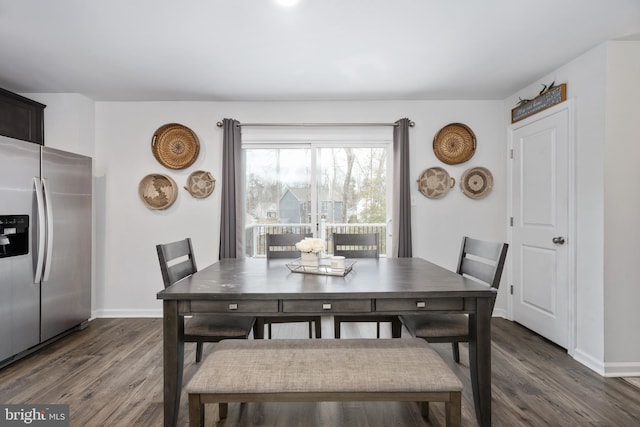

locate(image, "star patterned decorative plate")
[[417, 167, 455, 199], [184, 170, 215, 198]]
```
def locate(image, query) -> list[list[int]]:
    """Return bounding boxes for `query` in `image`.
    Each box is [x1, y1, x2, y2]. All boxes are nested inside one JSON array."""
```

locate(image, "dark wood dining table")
[[157, 257, 496, 427]]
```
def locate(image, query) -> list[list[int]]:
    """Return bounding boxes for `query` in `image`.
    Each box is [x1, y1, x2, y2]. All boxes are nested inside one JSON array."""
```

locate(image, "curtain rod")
[[216, 121, 415, 128]]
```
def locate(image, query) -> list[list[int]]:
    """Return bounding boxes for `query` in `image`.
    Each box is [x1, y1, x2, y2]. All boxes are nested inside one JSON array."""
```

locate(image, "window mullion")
[[310, 143, 319, 237]]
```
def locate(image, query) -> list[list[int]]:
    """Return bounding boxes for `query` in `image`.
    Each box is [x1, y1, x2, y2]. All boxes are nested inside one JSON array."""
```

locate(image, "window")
[[243, 129, 392, 258]]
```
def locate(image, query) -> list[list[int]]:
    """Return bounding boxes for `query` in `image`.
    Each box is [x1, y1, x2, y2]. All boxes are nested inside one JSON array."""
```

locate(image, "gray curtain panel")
[[392, 118, 413, 257], [219, 118, 243, 259]]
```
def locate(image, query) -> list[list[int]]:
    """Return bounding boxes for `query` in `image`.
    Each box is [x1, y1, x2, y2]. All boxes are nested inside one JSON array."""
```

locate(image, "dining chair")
[[262, 233, 322, 339], [400, 236, 508, 363], [156, 238, 256, 362], [332, 233, 402, 339]]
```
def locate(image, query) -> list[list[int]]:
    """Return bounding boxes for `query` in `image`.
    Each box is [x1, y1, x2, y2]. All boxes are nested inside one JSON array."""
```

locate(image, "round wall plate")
[[460, 166, 493, 199], [417, 167, 455, 199], [433, 123, 476, 165], [151, 123, 200, 170], [185, 170, 215, 198], [138, 173, 178, 209]]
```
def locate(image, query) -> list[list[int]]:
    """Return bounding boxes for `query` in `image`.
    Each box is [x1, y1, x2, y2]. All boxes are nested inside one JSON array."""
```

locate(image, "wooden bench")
[[185, 338, 463, 427]]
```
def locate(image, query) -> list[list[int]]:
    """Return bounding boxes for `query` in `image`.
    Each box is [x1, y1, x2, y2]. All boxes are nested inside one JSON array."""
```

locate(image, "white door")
[[510, 104, 572, 349]]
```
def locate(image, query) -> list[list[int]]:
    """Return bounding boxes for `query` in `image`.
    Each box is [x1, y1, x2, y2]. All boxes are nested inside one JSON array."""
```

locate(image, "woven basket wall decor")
[[138, 173, 178, 209], [460, 166, 493, 199], [151, 123, 200, 169], [433, 123, 476, 165], [184, 170, 215, 198], [417, 167, 455, 199]]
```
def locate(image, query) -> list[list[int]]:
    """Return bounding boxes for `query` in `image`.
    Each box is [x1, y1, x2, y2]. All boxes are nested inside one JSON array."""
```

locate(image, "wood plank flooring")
[[0, 317, 639, 426]]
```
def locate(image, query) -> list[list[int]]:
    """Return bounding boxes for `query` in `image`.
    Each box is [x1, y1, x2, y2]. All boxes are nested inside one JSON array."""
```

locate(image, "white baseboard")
[[603, 361, 640, 377], [572, 348, 640, 377], [572, 348, 605, 375], [492, 309, 508, 319]]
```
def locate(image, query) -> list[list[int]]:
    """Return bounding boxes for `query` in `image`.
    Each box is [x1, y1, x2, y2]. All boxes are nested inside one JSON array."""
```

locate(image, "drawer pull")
[[416, 301, 426, 308], [322, 303, 332, 310], [228, 303, 238, 310]]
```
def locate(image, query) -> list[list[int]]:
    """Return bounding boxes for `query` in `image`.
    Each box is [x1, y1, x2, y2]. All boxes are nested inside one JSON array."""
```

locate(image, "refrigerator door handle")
[[42, 178, 54, 282], [33, 177, 46, 283]]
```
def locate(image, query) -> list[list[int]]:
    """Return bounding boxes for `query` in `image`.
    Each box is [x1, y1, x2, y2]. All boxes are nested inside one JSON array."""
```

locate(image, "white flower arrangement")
[[295, 237, 326, 254]]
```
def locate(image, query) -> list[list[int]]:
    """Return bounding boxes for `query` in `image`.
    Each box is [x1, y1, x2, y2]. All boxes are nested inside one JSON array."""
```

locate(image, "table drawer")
[[376, 298, 464, 312], [191, 300, 279, 314], [282, 299, 372, 313]]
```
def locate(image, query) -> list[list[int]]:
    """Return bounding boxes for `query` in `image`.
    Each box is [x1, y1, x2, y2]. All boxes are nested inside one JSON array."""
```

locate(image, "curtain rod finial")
[[216, 121, 224, 127], [409, 121, 415, 127]]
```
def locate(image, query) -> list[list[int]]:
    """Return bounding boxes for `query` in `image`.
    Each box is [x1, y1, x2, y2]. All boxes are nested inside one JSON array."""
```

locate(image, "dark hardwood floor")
[[0, 317, 638, 426]]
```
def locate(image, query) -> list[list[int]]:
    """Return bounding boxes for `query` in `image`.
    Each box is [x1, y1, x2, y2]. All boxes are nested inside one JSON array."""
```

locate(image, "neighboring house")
[[279, 188, 304, 223], [250, 202, 278, 224], [280, 186, 343, 224]]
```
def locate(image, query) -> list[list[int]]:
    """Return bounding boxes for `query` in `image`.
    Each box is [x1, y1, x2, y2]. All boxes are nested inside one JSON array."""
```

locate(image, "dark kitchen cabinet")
[[0, 88, 45, 145]]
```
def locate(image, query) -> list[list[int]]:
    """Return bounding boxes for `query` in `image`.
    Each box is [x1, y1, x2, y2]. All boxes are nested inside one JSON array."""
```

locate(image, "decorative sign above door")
[[512, 83, 567, 123]]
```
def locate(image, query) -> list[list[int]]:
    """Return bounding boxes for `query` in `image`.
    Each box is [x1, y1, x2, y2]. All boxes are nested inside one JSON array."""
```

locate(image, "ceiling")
[[1, 0, 639, 102]]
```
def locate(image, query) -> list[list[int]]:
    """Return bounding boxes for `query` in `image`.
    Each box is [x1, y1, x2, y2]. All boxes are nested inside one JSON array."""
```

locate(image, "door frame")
[[506, 99, 577, 356]]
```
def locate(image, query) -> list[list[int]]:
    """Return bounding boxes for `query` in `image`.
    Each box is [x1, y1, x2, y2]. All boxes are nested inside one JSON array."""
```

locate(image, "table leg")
[[163, 300, 184, 427], [468, 297, 492, 427], [391, 317, 403, 338], [253, 317, 265, 339]]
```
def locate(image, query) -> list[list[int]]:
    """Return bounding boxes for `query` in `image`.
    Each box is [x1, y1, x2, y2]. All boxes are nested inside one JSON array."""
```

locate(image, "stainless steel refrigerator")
[[0, 134, 91, 365]]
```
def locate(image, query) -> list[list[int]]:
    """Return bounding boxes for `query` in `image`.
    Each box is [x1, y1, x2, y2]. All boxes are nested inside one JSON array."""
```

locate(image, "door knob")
[[552, 236, 565, 245]]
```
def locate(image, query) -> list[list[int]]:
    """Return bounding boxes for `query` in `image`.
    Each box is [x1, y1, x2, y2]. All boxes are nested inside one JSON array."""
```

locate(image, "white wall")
[[93, 100, 505, 317], [603, 41, 640, 372], [26, 93, 95, 158]]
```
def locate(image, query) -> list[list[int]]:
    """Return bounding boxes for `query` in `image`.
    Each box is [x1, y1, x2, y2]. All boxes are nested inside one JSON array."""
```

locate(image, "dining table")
[[157, 257, 496, 427]]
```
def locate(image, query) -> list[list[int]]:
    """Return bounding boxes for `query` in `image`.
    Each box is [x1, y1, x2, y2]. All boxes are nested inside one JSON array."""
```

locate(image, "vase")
[[300, 251, 319, 268]]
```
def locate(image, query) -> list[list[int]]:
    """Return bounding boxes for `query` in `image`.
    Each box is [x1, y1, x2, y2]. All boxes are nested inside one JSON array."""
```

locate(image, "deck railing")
[[245, 222, 387, 257]]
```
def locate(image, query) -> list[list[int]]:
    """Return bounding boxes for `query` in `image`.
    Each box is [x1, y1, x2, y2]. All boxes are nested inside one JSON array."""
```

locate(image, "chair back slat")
[[165, 259, 196, 286], [463, 237, 505, 262], [333, 233, 379, 258], [266, 233, 313, 259], [456, 236, 508, 289], [459, 258, 496, 285], [156, 238, 197, 288]]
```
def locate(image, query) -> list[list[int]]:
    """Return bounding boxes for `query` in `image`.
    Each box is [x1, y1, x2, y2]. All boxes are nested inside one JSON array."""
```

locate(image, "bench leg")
[[188, 394, 203, 427], [446, 392, 462, 427]]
